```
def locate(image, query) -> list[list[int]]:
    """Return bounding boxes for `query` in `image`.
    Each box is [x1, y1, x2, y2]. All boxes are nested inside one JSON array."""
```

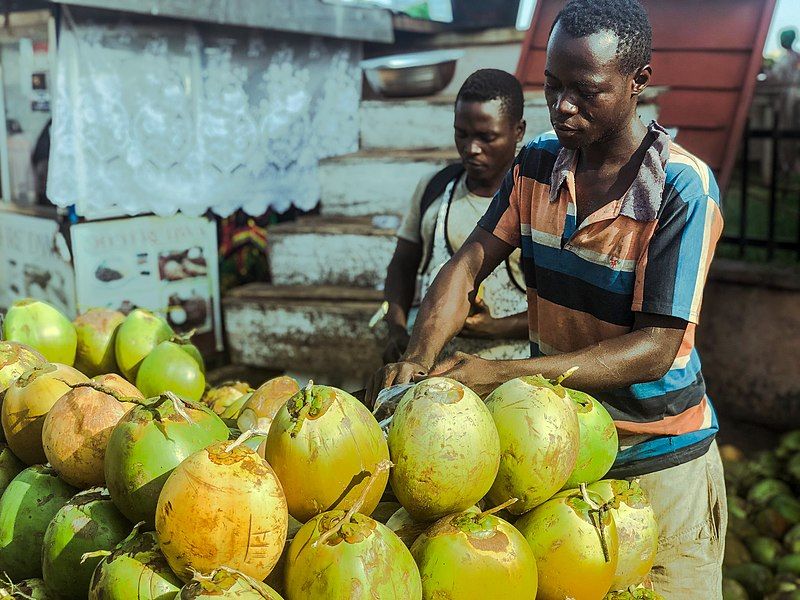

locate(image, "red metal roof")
[[515, 0, 778, 189]]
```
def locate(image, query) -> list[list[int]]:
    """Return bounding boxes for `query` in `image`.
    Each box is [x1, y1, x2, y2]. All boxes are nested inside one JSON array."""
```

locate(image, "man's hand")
[[382, 324, 411, 365], [429, 351, 513, 398], [365, 359, 429, 409]]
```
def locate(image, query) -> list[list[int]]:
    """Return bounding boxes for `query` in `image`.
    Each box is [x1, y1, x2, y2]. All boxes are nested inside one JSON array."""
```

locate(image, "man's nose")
[[554, 93, 579, 116], [466, 140, 482, 156]]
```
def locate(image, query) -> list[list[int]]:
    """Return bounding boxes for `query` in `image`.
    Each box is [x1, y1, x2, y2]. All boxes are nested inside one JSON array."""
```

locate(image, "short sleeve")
[[396, 173, 434, 244], [478, 147, 527, 248], [632, 190, 724, 324]]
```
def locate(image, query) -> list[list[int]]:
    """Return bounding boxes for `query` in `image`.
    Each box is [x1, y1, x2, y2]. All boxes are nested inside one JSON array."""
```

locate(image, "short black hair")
[[552, 0, 652, 74], [456, 69, 524, 122]]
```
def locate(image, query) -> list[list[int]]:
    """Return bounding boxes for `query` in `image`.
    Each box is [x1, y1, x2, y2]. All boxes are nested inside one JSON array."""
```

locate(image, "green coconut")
[[387, 377, 500, 521], [136, 341, 206, 402], [484, 374, 580, 514], [588, 480, 658, 590], [562, 389, 618, 490], [2, 298, 77, 365], [0, 578, 53, 599], [0, 443, 24, 496], [785, 525, 800, 554], [42, 488, 131, 600], [749, 479, 793, 506], [265, 384, 389, 523], [179, 568, 283, 599], [283, 460, 421, 599], [114, 309, 174, 381], [104, 393, 228, 528], [725, 532, 752, 566], [0, 465, 76, 580], [777, 554, 800, 577], [88, 527, 182, 600], [410, 503, 537, 600], [748, 536, 784, 567], [722, 579, 750, 600], [516, 487, 618, 600], [73, 308, 125, 377], [724, 563, 774, 599]]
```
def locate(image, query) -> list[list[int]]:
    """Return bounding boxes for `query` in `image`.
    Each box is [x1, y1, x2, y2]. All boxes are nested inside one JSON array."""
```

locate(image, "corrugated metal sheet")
[[515, 0, 777, 189]]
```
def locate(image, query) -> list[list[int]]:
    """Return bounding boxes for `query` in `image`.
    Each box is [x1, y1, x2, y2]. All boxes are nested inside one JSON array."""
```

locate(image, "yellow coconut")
[[410, 504, 538, 600], [588, 480, 658, 590], [516, 487, 619, 600], [264, 383, 389, 523], [237, 376, 300, 432], [42, 377, 142, 488], [387, 377, 500, 521], [203, 381, 253, 415], [2, 364, 89, 465], [485, 374, 580, 514], [155, 436, 288, 582]]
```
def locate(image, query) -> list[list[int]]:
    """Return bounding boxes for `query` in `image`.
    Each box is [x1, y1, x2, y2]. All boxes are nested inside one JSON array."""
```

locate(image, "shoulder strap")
[[419, 163, 465, 218]]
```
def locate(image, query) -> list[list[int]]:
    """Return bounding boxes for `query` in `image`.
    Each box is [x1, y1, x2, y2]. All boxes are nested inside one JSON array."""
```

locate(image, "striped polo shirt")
[[478, 122, 724, 477]]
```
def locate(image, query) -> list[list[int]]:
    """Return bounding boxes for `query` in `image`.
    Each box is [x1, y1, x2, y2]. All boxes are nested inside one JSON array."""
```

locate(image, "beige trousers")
[[636, 441, 727, 600]]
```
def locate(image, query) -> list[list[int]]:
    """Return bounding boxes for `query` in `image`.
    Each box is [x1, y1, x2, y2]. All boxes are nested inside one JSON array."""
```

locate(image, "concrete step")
[[268, 216, 397, 288], [359, 93, 552, 151], [319, 149, 456, 218], [223, 283, 529, 390], [223, 284, 385, 390]]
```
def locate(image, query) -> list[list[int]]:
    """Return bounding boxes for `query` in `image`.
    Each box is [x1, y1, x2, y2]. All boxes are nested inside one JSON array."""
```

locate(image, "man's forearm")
[[383, 241, 421, 330], [402, 260, 474, 369], [486, 327, 680, 392]]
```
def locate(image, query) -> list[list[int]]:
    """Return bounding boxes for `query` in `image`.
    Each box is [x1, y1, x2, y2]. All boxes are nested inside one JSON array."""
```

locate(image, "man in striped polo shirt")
[[367, 0, 726, 596]]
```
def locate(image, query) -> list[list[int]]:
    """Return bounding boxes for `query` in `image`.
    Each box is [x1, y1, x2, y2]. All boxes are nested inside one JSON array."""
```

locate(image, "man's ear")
[[516, 118, 527, 144], [632, 65, 652, 98]]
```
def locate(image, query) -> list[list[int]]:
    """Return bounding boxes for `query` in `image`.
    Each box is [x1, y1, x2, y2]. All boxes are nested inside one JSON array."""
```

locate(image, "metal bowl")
[[361, 50, 464, 98]]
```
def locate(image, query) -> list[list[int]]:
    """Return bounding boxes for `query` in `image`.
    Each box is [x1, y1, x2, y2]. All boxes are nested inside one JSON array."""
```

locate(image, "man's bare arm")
[[365, 227, 514, 405], [431, 313, 686, 397]]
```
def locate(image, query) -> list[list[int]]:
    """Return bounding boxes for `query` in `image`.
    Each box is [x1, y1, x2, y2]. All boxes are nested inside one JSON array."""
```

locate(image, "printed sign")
[[70, 214, 223, 350], [0, 211, 76, 316]]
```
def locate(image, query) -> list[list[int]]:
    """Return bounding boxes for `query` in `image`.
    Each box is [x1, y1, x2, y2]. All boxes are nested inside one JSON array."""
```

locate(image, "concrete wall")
[[697, 259, 800, 430]]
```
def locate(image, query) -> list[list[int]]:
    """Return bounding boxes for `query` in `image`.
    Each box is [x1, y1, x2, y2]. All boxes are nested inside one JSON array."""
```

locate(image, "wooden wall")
[[515, 0, 777, 188]]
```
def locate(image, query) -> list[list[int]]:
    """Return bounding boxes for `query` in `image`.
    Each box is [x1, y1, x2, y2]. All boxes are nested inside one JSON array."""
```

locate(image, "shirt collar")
[[548, 121, 671, 222]]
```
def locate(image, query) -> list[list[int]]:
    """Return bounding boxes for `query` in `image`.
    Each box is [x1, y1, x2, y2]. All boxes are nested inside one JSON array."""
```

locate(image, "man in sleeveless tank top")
[[380, 69, 530, 365]]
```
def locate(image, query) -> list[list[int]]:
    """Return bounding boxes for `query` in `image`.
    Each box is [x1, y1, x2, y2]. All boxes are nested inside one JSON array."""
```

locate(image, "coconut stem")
[[16, 362, 56, 385], [580, 483, 610, 563], [0, 574, 35, 600], [289, 380, 314, 438], [478, 497, 518, 518], [313, 459, 393, 548], [225, 428, 270, 453], [552, 366, 579, 386], [217, 567, 274, 599], [171, 328, 198, 344], [67, 381, 148, 406]]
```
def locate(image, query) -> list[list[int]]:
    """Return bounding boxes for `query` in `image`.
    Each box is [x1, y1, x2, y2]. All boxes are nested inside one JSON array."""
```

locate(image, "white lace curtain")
[[48, 7, 362, 219]]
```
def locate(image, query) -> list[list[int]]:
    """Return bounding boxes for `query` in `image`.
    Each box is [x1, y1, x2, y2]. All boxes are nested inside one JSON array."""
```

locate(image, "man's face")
[[544, 23, 637, 149], [454, 99, 522, 184]]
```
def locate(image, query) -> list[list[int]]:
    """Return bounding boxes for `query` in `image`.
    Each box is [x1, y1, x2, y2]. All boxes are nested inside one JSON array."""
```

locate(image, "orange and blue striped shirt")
[[478, 122, 723, 477]]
